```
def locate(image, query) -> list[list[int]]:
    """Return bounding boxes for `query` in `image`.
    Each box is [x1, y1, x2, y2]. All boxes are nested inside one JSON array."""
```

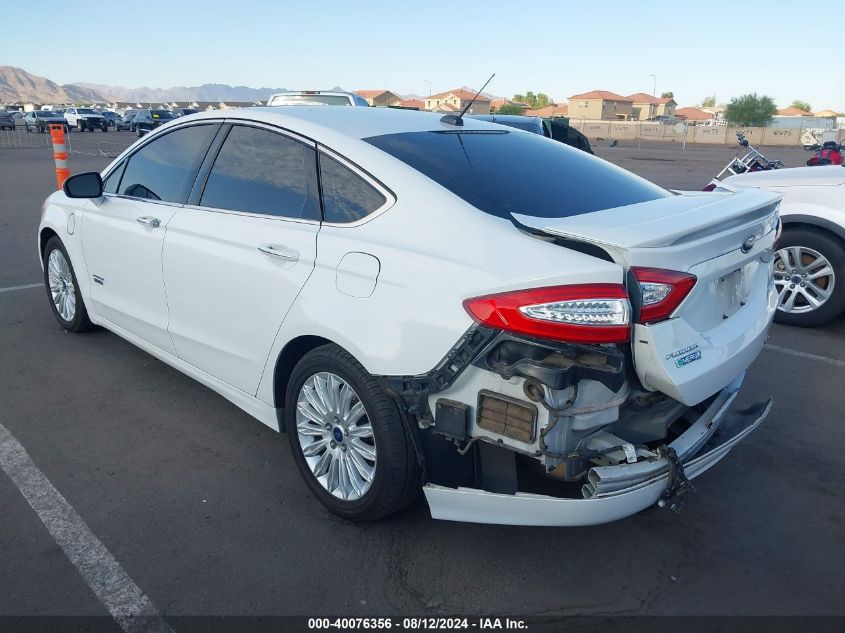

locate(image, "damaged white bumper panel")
[[424, 374, 772, 527]]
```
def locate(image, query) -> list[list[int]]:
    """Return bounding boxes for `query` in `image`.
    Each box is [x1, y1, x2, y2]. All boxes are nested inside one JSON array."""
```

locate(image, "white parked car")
[[64, 107, 108, 132], [719, 166, 845, 326], [38, 107, 779, 526]]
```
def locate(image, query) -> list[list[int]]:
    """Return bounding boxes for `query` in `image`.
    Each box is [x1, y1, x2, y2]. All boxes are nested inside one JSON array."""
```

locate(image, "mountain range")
[[0, 66, 504, 105]]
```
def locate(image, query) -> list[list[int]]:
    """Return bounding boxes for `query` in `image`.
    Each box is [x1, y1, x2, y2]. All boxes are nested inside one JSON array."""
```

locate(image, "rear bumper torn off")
[[424, 373, 771, 526]]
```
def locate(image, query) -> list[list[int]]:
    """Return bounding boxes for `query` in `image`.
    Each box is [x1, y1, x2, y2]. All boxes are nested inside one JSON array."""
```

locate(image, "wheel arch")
[[39, 226, 60, 259], [781, 214, 845, 245], [272, 334, 336, 409]]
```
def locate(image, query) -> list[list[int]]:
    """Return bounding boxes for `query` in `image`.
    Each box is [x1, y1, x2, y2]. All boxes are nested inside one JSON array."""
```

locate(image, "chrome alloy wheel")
[[773, 246, 835, 314], [47, 249, 76, 322], [296, 372, 377, 501]]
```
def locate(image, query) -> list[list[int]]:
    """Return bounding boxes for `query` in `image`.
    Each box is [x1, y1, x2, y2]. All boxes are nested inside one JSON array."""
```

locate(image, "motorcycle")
[[804, 140, 843, 166], [703, 131, 785, 190]]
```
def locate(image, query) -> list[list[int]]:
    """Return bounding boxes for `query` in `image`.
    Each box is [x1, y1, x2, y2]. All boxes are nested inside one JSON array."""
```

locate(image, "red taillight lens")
[[774, 217, 782, 248], [631, 267, 697, 324], [463, 284, 631, 344], [702, 183, 717, 192]]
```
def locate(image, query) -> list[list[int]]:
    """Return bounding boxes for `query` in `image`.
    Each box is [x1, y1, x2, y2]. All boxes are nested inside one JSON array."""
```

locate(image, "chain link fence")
[[0, 127, 130, 157]]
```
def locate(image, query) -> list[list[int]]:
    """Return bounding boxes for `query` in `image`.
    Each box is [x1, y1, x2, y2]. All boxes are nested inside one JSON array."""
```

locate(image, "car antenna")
[[440, 73, 495, 127]]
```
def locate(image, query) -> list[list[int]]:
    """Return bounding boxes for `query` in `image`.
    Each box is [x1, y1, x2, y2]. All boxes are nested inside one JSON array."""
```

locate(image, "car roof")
[[180, 106, 514, 144]]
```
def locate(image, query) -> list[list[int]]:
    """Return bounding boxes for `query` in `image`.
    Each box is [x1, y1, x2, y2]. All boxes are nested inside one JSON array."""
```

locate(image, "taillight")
[[774, 217, 782, 248], [631, 267, 697, 324], [463, 284, 630, 344], [702, 183, 717, 192]]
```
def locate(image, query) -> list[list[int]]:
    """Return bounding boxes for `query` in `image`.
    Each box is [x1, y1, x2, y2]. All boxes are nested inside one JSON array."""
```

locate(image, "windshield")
[[77, 108, 97, 114], [365, 130, 668, 220], [269, 94, 351, 106], [151, 110, 175, 119]]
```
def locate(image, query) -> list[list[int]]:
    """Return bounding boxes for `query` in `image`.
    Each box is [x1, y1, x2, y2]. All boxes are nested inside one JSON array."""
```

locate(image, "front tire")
[[774, 227, 845, 327], [42, 237, 93, 333], [284, 344, 420, 521]]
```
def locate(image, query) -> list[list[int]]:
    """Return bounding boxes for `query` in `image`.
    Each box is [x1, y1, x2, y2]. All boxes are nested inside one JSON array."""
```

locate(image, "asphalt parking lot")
[[1, 131, 843, 628]]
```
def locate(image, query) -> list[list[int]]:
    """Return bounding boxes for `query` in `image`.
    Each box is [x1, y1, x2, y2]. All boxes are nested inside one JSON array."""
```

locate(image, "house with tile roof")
[[568, 90, 633, 120], [776, 106, 813, 117], [355, 90, 402, 107], [675, 107, 714, 122], [396, 98, 424, 110], [627, 93, 677, 120], [524, 103, 568, 118], [424, 89, 491, 115]]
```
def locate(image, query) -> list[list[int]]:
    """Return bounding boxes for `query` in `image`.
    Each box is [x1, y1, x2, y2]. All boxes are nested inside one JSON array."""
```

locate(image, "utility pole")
[[649, 74, 657, 120]]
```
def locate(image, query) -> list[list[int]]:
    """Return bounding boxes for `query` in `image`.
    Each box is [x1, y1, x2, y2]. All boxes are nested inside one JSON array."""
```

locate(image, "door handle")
[[258, 243, 299, 262], [136, 216, 161, 228]]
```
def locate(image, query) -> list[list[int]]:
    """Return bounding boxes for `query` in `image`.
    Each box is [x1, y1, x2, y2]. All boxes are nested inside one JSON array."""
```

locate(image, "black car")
[[173, 108, 199, 117], [469, 114, 593, 154], [131, 109, 177, 136], [24, 110, 69, 134], [0, 110, 14, 130], [100, 111, 122, 128]]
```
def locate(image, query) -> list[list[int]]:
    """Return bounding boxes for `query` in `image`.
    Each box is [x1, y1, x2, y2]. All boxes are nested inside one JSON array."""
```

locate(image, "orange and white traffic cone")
[[49, 124, 70, 190]]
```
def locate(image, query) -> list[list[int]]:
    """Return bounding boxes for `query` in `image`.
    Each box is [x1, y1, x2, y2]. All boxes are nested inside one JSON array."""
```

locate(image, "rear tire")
[[773, 227, 845, 327], [284, 344, 421, 521], [42, 237, 93, 333]]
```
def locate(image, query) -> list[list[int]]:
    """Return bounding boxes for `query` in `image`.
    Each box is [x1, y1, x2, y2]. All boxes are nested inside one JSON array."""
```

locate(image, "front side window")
[[365, 130, 667, 220], [200, 125, 320, 220], [319, 154, 386, 223], [103, 161, 125, 194], [118, 124, 218, 202]]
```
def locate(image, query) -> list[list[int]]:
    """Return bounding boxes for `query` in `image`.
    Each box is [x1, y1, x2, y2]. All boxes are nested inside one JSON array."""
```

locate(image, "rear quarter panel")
[[255, 161, 624, 405]]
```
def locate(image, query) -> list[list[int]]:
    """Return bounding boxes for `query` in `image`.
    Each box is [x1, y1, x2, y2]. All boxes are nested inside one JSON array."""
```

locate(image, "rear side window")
[[200, 125, 320, 220], [365, 130, 667, 220], [118, 124, 217, 202], [319, 154, 386, 223]]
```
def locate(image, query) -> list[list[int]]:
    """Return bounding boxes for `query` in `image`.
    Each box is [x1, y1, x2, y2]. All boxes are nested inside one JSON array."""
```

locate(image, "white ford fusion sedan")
[[38, 107, 780, 525]]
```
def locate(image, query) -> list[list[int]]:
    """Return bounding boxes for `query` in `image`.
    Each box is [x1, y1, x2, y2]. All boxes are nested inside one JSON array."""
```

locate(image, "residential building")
[[776, 106, 813, 117], [627, 93, 677, 120], [524, 103, 568, 118], [355, 90, 402, 107], [675, 107, 713, 122], [490, 98, 528, 113], [397, 98, 424, 110], [424, 89, 491, 115], [814, 109, 839, 118], [567, 90, 632, 120]]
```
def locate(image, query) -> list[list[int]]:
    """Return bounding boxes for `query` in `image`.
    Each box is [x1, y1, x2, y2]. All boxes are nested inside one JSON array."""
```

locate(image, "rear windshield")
[[151, 110, 175, 119], [364, 130, 668, 219], [269, 95, 351, 106]]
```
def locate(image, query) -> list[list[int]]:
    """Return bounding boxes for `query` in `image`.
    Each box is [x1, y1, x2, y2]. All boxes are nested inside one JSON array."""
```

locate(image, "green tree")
[[660, 91, 674, 99], [790, 99, 811, 112], [496, 104, 524, 115], [701, 95, 716, 108], [513, 91, 552, 109], [725, 93, 777, 126]]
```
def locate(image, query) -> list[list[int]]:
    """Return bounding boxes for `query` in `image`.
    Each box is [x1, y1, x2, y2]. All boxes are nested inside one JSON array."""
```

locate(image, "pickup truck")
[[64, 107, 108, 132]]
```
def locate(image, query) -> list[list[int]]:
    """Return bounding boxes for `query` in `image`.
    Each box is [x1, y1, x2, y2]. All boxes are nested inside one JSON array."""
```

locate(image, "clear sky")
[[4, 0, 843, 111]]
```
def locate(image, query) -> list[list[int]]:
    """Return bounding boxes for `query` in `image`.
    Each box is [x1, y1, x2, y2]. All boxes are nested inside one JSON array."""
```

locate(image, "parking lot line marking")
[[764, 343, 845, 368], [0, 282, 42, 294], [0, 422, 174, 633]]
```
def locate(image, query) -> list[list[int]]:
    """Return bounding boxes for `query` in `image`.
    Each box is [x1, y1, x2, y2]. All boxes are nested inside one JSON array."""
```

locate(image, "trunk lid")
[[512, 189, 782, 405]]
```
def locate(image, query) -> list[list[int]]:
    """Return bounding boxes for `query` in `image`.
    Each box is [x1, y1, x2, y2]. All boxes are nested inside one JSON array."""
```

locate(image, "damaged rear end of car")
[[367, 126, 781, 526]]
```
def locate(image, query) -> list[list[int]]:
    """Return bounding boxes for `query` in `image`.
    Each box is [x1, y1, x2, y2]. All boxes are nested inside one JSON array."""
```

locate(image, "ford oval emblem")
[[740, 234, 756, 253]]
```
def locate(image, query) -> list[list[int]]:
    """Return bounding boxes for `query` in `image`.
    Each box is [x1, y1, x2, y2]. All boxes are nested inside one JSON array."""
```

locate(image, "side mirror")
[[63, 172, 103, 199]]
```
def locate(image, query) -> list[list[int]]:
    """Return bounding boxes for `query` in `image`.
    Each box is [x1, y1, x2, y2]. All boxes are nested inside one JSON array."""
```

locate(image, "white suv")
[[38, 107, 778, 525], [267, 90, 370, 107]]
